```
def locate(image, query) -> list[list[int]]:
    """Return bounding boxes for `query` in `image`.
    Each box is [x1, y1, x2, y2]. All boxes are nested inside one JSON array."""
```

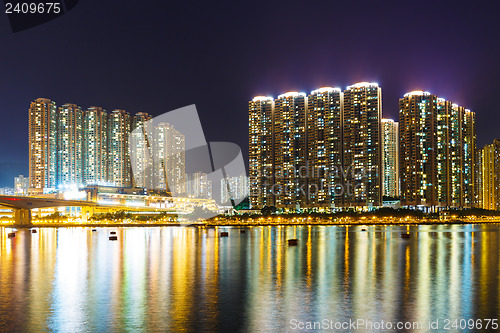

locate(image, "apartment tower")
[[381, 119, 399, 198], [130, 112, 153, 188], [307, 87, 343, 207], [342, 82, 383, 208], [248, 96, 274, 208], [83, 106, 108, 185], [28, 98, 57, 192], [57, 103, 83, 188], [108, 109, 131, 187], [480, 139, 500, 210], [273, 92, 308, 208]]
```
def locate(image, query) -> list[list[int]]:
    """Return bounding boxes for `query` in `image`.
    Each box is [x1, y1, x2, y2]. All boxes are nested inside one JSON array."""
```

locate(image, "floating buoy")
[[220, 232, 229, 237], [240, 230, 246, 234], [31, 229, 37, 233], [401, 233, 410, 239], [8, 232, 15, 238], [288, 239, 298, 246], [109, 236, 118, 241], [110, 231, 116, 235]]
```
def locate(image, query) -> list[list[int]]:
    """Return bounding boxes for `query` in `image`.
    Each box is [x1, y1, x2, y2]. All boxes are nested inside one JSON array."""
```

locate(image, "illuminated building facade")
[[480, 139, 500, 210], [153, 122, 186, 194], [29, 98, 191, 193], [130, 112, 153, 188], [273, 92, 308, 208], [462, 109, 476, 207], [0, 187, 14, 195], [83, 107, 108, 185], [14, 175, 29, 195], [307, 87, 343, 207], [399, 91, 476, 209], [108, 109, 131, 187], [343, 83, 383, 207], [248, 96, 274, 208], [249, 83, 382, 210], [187, 172, 212, 199], [381, 119, 399, 198], [29, 98, 57, 192], [57, 103, 83, 188], [221, 175, 249, 204]]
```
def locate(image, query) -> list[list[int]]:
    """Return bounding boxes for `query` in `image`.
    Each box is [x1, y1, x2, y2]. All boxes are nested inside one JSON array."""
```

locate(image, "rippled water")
[[0, 224, 499, 332]]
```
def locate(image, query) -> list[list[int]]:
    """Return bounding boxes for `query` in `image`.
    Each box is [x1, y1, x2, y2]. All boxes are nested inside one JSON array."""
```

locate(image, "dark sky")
[[1, 0, 499, 186]]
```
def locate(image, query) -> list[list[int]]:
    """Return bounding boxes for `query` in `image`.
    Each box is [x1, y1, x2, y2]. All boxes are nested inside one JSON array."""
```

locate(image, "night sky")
[[1, 0, 499, 186]]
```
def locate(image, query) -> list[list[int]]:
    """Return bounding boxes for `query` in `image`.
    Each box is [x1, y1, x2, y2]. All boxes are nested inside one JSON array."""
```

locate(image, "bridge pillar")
[[14, 208, 32, 226]]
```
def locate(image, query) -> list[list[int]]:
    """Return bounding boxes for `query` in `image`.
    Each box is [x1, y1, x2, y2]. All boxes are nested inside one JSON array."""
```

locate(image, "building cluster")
[[128, 112, 186, 195], [0, 187, 14, 195], [26, 89, 500, 212], [399, 91, 476, 209], [28, 98, 186, 194], [0, 175, 29, 196], [249, 84, 482, 211]]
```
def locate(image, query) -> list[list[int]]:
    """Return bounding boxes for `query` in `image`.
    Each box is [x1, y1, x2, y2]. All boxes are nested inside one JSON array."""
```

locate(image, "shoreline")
[[2, 219, 500, 229], [204, 220, 500, 227]]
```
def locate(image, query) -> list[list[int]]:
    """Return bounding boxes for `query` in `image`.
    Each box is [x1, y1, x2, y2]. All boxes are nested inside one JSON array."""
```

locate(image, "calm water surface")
[[0, 224, 499, 332]]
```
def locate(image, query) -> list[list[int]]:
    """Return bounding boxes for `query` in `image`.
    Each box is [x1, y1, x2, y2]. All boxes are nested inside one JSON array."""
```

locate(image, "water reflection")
[[0, 225, 499, 332]]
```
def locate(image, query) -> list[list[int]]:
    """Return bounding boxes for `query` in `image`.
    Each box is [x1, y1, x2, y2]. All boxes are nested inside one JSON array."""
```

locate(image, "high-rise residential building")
[[399, 91, 436, 207], [462, 108, 476, 207], [307, 87, 343, 207], [248, 96, 274, 208], [221, 178, 230, 204], [475, 148, 483, 208], [14, 175, 29, 195], [381, 119, 399, 198], [57, 103, 83, 188], [273, 92, 308, 208], [399, 91, 476, 210], [130, 112, 153, 188], [83, 107, 108, 185], [445, 103, 466, 206], [343, 82, 382, 207], [153, 122, 186, 194], [186, 172, 212, 199], [29, 98, 57, 192], [108, 109, 131, 187], [221, 175, 249, 204], [480, 139, 500, 210]]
